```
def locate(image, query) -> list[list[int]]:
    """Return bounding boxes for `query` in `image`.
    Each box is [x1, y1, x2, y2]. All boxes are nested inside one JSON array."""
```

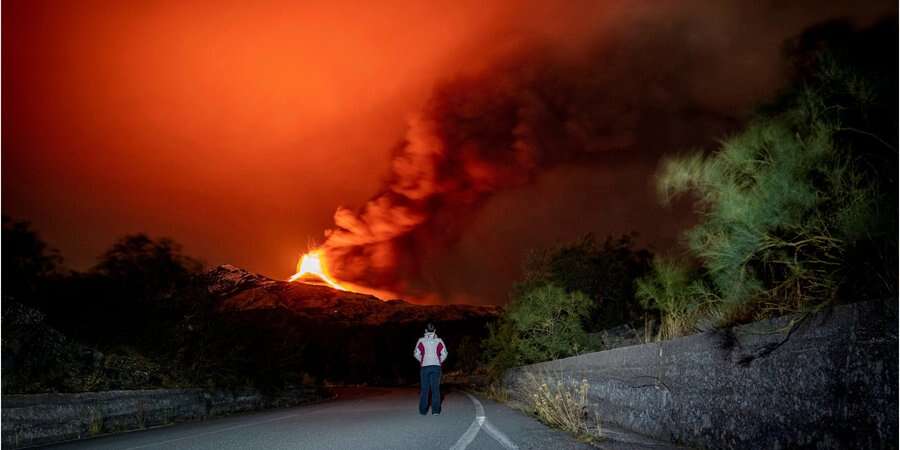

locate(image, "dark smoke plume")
[[319, 1, 894, 303]]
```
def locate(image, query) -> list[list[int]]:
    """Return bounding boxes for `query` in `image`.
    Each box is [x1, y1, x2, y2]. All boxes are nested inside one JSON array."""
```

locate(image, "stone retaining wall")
[[503, 301, 897, 449], [1, 386, 327, 449]]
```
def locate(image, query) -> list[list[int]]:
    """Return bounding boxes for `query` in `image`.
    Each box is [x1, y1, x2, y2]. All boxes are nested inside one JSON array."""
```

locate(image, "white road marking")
[[106, 390, 518, 450], [484, 421, 519, 450], [450, 393, 485, 450], [451, 392, 518, 450]]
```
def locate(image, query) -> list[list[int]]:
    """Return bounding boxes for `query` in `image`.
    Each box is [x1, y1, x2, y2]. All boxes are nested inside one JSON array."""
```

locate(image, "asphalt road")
[[40, 387, 596, 450]]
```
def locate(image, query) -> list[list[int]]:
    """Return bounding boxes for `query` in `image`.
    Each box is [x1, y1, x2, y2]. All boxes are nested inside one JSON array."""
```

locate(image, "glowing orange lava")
[[288, 250, 346, 290]]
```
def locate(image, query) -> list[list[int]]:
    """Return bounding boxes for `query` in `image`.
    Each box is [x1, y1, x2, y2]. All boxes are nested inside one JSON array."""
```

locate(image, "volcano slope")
[[197, 265, 500, 386]]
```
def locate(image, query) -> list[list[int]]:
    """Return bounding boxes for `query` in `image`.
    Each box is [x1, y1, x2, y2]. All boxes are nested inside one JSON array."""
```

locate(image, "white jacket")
[[414, 332, 447, 367]]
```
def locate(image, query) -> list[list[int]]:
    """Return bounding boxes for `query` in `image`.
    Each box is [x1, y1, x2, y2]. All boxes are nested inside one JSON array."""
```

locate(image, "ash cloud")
[[318, 1, 893, 303]]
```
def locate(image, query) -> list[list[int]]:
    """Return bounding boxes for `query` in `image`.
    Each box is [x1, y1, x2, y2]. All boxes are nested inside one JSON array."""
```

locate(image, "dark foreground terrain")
[[3, 264, 500, 394], [200, 265, 500, 385]]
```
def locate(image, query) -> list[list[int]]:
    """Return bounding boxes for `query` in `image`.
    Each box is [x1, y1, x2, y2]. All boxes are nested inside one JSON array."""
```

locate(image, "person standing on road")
[[414, 322, 448, 415]]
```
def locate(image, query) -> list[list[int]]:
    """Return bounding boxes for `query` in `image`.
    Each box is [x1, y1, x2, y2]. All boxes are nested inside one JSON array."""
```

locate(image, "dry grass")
[[480, 382, 510, 403], [659, 310, 698, 340], [87, 406, 104, 435], [521, 372, 603, 443]]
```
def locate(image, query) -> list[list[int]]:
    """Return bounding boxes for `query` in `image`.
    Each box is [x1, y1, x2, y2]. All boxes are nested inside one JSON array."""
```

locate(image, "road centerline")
[[451, 392, 518, 450]]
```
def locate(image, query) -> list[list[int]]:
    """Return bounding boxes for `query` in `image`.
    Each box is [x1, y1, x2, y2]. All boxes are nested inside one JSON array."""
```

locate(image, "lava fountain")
[[288, 249, 346, 290]]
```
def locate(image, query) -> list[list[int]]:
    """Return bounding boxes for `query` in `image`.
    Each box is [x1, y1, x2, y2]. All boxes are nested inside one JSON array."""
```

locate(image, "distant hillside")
[[3, 263, 499, 394], [205, 264, 500, 326], [194, 265, 500, 385]]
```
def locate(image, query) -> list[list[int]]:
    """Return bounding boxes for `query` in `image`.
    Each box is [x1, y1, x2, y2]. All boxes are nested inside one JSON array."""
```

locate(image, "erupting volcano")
[[288, 250, 346, 291]]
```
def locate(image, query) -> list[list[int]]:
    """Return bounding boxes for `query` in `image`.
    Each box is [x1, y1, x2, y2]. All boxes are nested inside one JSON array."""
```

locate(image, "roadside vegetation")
[[639, 26, 897, 337], [1, 219, 317, 394], [523, 372, 603, 443], [478, 371, 603, 444], [483, 234, 654, 378], [470, 24, 897, 450], [480, 21, 897, 420], [483, 285, 591, 377], [2, 217, 494, 394], [514, 234, 653, 331]]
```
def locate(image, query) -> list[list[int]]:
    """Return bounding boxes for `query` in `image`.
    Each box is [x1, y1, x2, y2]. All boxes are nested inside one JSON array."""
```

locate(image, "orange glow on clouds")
[[4, 0, 567, 279], [4, 0, 892, 304]]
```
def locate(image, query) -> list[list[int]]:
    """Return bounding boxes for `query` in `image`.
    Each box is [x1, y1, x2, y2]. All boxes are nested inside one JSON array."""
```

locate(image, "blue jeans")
[[419, 365, 442, 414]]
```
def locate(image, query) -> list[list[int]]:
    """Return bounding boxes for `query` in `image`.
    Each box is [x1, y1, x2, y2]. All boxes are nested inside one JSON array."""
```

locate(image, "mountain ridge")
[[203, 265, 501, 327]]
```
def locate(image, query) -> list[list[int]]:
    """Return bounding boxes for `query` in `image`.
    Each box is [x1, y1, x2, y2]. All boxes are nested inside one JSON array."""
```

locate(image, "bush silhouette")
[[517, 234, 652, 331], [485, 284, 592, 378], [644, 23, 897, 328]]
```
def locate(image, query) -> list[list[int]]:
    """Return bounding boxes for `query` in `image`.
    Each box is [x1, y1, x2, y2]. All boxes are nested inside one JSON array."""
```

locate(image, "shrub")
[[81, 234, 203, 352], [94, 233, 203, 311], [635, 258, 708, 338], [485, 284, 593, 377], [455, 335, 482, 373], [655, 49, 896, 326], [522, 372, 602, 442], [517, 234, 653, 331], [1, 217, 62, 308], [484, 317, 521, 378]]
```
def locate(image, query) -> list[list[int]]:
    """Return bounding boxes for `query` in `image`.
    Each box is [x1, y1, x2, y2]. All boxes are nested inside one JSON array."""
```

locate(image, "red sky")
[[3, 0, 893, 303], [4, 0, 602, 273]]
